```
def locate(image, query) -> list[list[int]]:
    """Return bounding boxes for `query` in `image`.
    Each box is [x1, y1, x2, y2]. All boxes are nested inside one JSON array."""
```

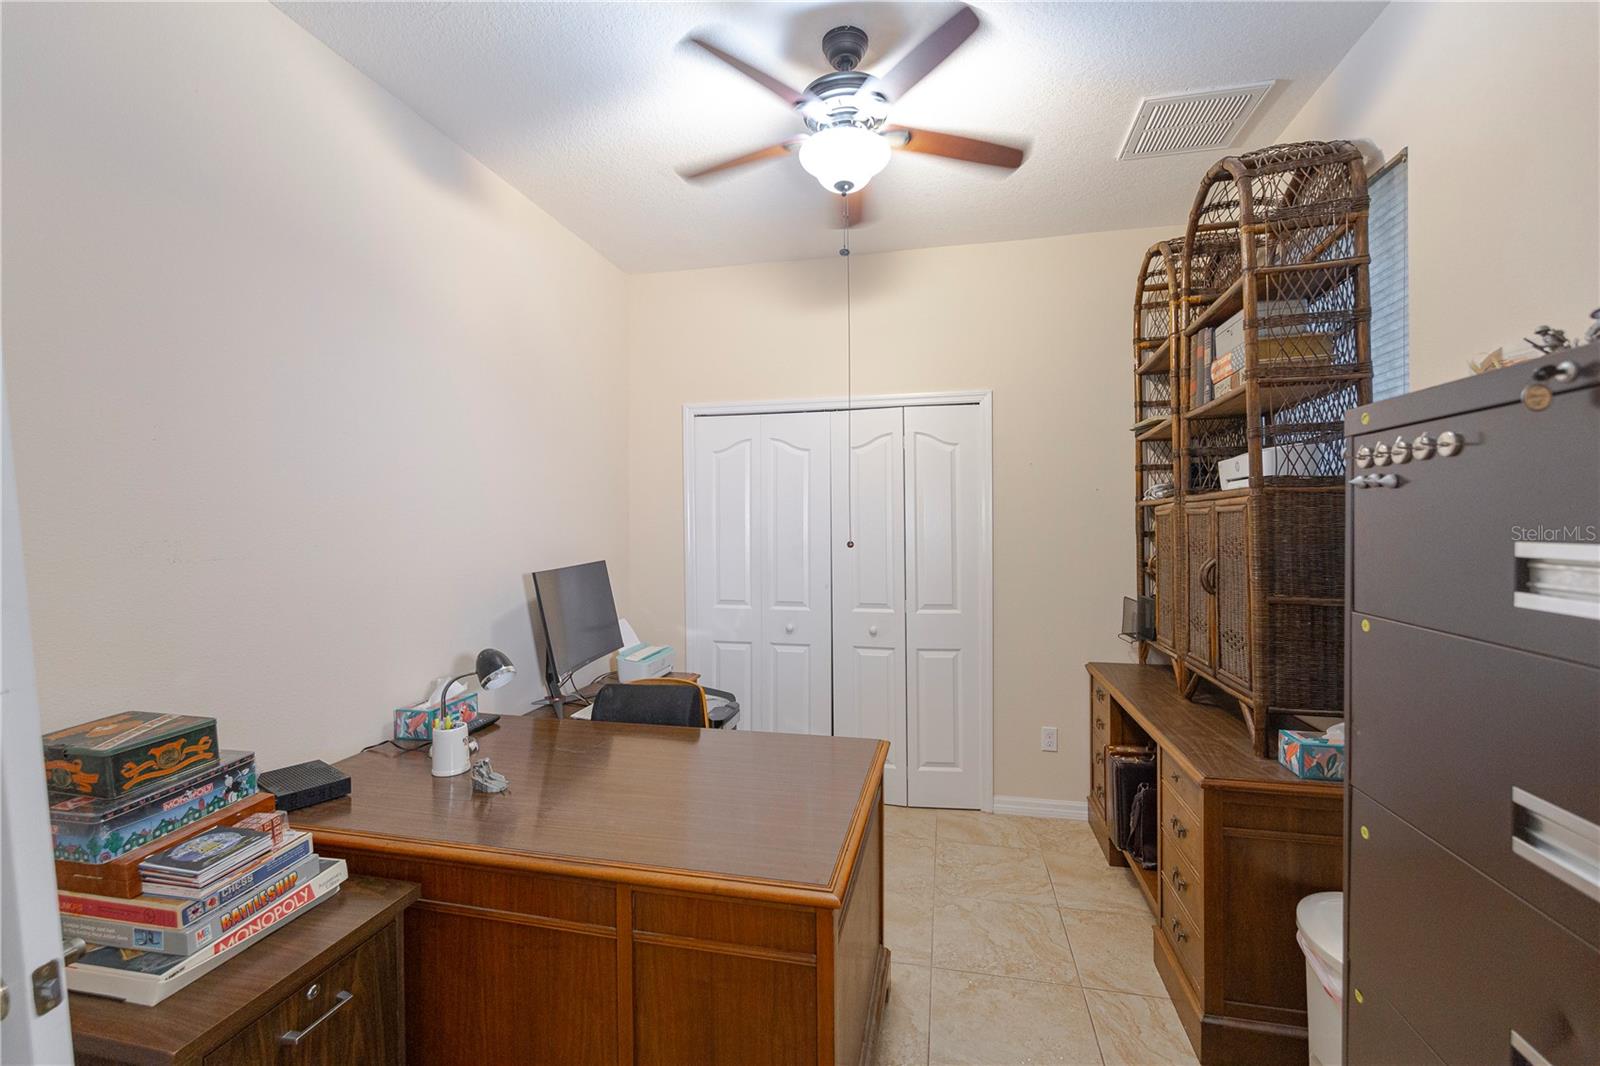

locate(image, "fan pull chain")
[[840, 194, 855, 549]]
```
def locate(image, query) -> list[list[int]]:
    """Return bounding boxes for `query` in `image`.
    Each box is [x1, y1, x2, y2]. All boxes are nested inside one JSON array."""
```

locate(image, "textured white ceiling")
[[277, 2, 1385, 273]]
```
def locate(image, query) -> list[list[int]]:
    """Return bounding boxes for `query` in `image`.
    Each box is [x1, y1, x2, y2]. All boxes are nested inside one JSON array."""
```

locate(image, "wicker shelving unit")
[[1132, 239, 1185, 662], [1141, 140, 1372, 756]]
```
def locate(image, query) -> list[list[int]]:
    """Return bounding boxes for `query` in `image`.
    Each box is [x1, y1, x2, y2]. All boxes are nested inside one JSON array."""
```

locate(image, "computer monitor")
[[531, 560, 623, 703]]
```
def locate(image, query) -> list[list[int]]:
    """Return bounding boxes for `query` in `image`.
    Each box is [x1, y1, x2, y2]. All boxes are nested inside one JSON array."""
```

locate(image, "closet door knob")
[[868, 625, 878, 637]]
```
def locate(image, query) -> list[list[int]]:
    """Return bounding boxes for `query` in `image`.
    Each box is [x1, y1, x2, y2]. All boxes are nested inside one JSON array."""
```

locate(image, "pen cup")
[[430, 722, 477, 778]]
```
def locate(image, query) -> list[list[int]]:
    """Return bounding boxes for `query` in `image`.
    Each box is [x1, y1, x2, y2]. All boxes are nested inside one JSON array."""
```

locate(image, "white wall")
[[625, 226, 1177, 806], [1280, 1, 1599, 389], [2, 3, 628, 770]]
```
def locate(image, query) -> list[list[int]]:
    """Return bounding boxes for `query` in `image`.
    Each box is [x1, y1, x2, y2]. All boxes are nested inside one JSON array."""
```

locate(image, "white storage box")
[[1219, 444, 1320, 489]]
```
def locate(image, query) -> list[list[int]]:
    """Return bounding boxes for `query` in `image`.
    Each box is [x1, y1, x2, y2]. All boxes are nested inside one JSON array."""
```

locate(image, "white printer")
[[616, 642, 674, 681]]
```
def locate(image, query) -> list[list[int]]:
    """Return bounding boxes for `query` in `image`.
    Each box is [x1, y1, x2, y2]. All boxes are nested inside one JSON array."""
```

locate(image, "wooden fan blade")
[[688, 37, 812, 109], [680, 139, 800, 180], [828, 188, 870, 229], [885, 125, 1024, 170], [875, 5, 979, 101]]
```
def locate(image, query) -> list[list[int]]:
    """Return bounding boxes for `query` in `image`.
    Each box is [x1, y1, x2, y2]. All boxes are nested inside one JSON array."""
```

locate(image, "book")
[[60, 830, 314, 927], [61, 854, 321, 954], [66, 858, 347, 1006], [50, 750, 257, 864], [139, 827, 272, 887]]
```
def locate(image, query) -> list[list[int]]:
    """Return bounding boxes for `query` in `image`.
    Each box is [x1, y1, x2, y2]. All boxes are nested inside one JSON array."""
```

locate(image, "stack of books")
[[45, 712, 346, 1005]]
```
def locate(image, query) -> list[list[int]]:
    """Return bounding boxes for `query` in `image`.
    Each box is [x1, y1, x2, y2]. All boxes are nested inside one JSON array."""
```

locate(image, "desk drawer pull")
[[1169, 918, 1188, 943], [280, 989, 352, 1047], [1095, 688, 1106, 703], [1169, 815, 1189, 839], [1512, 1029, 1556, 1066], [1511, 787, 1600, 903], [1169, 867, 1188, 892], [1094, 716, 1105, 731]]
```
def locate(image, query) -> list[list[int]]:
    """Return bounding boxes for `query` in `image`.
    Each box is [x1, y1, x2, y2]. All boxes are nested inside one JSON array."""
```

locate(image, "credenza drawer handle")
[[1095, 688, 1105, 703], [1169, 815, 1188, 839], [1169, 771, 1179, 784], [1512, 1029, 1556, 1066], [280, 989, 353, 1047], [1094, 716, 1105, 730], [1169, 918, 1188, 943], [1170, 867, 1187, 892], [1511, 787, 1600, 903]]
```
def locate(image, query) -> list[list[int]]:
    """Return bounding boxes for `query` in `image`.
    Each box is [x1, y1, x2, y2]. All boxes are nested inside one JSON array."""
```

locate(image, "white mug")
[[430, 723, 477, 778]]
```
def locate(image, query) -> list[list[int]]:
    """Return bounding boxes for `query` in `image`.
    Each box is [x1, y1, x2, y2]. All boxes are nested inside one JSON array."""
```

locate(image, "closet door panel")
[[832, 409, 907, 805], [758, 413, 832, 735], [904, 405, 985, 810], [690, 416, 762, 720]]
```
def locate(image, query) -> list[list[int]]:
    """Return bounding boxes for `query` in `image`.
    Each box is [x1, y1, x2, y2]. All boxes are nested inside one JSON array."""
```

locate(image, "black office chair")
[[590, 678, 708, 728]]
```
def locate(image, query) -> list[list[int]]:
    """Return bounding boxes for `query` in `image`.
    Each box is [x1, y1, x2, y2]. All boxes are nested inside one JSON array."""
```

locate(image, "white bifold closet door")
[[901, 404, 986, 809], [688, 412, 832, 735], [689, 402, 986, 809], [831, 408, 909, 805]]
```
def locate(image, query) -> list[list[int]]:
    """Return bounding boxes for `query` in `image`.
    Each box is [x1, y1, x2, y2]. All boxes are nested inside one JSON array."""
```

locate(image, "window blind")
[[1368, 156, 1409, 399]]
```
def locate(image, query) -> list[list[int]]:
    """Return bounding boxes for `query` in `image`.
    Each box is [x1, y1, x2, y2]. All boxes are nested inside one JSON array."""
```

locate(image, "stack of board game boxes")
[[46, 713, 345, 1006]]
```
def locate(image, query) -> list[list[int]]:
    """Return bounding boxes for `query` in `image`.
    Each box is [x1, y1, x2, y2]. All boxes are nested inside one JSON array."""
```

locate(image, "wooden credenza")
[[1085, 662, 1342, 1065], [291, 717, 890, 1066], [70, 876, 417, 1065]]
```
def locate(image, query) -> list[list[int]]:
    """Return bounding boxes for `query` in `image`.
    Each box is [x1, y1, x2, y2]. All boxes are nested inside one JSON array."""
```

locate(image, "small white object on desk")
[[617, 642, 674, 681], [430, 721, 477, 777]]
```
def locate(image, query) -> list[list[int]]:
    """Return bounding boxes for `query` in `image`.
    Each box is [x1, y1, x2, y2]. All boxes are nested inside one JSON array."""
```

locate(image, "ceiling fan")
[[680, 5, 1025, 224]]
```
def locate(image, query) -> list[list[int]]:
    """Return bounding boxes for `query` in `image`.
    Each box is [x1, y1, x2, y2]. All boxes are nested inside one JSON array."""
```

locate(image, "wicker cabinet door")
[[1183, 503, 1215, 673], [1213, 500, 1251, 689], [1153, 504, 1177, 655]]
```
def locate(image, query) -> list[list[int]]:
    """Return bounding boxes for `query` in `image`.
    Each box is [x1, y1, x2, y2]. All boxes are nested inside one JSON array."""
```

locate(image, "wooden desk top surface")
[[70, 876, 417, 1065], [292, 717, 888, 906], [1086, 662, 1339, 794]]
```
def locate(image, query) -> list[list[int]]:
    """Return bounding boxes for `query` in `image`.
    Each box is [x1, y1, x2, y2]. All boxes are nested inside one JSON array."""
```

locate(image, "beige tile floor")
[[875, 807, 1198, 1066]]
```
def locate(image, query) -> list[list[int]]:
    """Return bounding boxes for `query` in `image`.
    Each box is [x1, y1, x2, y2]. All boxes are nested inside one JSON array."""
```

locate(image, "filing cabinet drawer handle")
[[280, 989, 353, 1047], [1511, 787, 1600, 903], [1511, 1029, 1556, 1066], [1169, 815, 1188, 839]]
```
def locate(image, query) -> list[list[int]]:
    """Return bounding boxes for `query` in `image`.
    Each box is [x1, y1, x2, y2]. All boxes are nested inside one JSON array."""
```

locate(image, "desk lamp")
[[438, 648, 516, 719]]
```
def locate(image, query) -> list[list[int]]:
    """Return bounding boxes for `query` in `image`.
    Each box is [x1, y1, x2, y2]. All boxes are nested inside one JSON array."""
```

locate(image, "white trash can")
[[1296, 891, 1343, 1066]]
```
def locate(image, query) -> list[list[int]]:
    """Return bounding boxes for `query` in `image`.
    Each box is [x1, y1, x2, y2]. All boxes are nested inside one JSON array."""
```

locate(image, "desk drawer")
[[1159, 777, 1204, 872], [1089, 682, 1111, 814], [205, 924, 399, 1066], [1349, 789, 1600, 1066], [1159, 878, 1204, 996], [1159, 751, 1204, 825], [1351, 617, 1599, 947], [1160, 827, 1205, 920]]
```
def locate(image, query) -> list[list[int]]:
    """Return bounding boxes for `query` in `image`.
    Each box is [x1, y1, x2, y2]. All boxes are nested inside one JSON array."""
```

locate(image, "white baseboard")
[[991, 795, 1088, 821]]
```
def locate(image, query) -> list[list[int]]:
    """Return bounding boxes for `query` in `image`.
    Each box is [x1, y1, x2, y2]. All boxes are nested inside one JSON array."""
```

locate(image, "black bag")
[[1106, 749, 1155, 859], [1126, 782, 1158, 869]]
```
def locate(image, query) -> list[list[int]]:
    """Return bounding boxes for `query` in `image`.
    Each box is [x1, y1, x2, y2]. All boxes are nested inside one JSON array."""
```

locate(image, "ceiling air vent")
[[1119, 83, 1274, 160]]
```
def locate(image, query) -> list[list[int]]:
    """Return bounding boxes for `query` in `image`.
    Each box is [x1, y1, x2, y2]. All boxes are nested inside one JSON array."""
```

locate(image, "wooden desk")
[[291, 717, 890, 1066], [1085, 663, 1341, 1065], [70, 876, 417, 1066]]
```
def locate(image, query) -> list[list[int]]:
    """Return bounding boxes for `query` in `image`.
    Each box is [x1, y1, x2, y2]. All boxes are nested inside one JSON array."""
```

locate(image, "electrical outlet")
[[1041, 726, 1058, 753]]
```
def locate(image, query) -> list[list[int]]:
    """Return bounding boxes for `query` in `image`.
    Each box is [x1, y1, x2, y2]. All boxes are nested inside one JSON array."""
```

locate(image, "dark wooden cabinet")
[[71, 877, 417, 1066], [1085, 663, 1342, 1065], [1344, 347, 1600, 1065]]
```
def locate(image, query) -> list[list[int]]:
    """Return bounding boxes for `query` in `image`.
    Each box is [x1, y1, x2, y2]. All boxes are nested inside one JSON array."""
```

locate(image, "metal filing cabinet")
[[1344, 344, 1600, 1066]]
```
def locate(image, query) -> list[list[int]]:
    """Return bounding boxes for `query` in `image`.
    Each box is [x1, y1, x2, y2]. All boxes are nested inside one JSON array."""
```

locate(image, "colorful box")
[[392, 691, 480, 740], [1277, 729, 1344, 781], [44, 713, 219, 800], [49, 750, 256, 864]]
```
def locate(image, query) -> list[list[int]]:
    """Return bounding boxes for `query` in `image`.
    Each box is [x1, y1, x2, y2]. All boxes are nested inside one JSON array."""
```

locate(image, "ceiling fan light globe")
[[798, 125, 891, 195]]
